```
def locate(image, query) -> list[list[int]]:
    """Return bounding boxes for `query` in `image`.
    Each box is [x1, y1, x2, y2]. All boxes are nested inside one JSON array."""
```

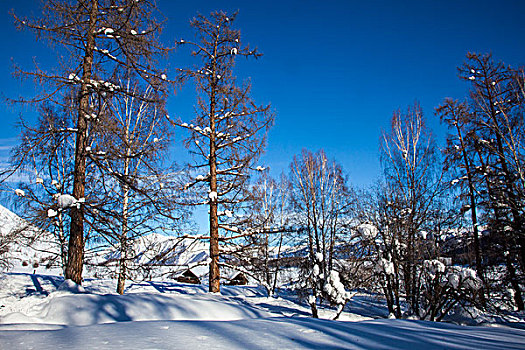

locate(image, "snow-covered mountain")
[[0, 204, 59, 274], [1, 204, 211, 278], [103, 232, 209, 268], [92, 233, 211, 281]]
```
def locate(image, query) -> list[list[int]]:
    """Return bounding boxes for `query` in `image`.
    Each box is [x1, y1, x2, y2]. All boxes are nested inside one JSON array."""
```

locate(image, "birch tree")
[[234, 171, 291, 296], [289, 149, 354, 318], [88, 76, 183, 294], [380, 102, 448, 317]]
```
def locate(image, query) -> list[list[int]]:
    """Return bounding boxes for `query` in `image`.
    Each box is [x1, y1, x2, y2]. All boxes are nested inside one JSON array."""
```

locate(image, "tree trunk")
[[65, 0, 97, 285], [271, 231, 284, 296], [57, 211, 68, 276], [458, 126, 486, 305], [309, 293, 319, 318], [208, 47, 220, 293], [116, 238, 127, 294], [209, 155, 220, 292], [117, 118, 132, 295], [506, 254, 525, 311], [117, 184, 130, 295], [455, 123, 484, 285]]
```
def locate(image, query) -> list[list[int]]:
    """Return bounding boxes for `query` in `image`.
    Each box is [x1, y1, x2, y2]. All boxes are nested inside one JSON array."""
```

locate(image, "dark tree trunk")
[[65, 0, 97, 285], [208, 50, 220, 293], [454, 121, 486, 303]]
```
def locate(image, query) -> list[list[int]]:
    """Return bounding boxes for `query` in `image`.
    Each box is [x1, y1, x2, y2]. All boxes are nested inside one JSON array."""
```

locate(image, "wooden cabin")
[[176, 269, 201, 284], [226, 272, 248, 286]]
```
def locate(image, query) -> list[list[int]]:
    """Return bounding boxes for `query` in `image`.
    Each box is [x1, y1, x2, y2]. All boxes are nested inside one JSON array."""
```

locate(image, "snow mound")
[[0, 273, 524, 349], [57, 279, 86, 294]]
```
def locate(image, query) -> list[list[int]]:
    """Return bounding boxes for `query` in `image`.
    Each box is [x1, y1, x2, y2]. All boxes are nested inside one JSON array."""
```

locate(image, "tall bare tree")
[[88, 75, 184, 294], [437, 99, 484, 288], [172, 11, 273, 293], [444, 53, 525, 310], [233, 171, 291, 296], [380, 102, 447, 317], [12, 0, 170, 284]]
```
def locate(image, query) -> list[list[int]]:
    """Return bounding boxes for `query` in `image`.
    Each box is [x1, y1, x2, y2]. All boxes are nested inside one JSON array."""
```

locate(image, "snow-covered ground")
[[1, 273, 525, 350], [1, 205, 525, 349]]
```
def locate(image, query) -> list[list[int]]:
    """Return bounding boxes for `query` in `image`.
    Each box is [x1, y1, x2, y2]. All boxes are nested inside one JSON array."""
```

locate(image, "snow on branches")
[[306, 252, 355, 320], [172, 11, 273, 293]]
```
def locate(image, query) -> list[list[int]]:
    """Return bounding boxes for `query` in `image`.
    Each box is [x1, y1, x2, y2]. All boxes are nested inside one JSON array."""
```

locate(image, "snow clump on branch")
[[57, 194, 82, 209]]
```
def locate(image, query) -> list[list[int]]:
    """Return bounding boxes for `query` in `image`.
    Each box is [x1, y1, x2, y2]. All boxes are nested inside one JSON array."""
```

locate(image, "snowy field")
[[1, 273, 525, 349]]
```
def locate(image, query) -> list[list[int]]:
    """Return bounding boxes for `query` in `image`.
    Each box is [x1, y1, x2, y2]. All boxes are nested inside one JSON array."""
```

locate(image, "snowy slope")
[[1, 273, 524, 350], [0, 204, 210, 278], [0, 204, 21, 236], [2, 317, 525, 350], [2, 208, 525, 349], [0, 205, 60, 274]]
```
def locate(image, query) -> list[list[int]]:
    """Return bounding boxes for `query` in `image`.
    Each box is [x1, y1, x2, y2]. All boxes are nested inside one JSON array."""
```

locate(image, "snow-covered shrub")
[[419, 259, 483, 321], [357, 223, 378, 241], [302, 252, 355, 319]]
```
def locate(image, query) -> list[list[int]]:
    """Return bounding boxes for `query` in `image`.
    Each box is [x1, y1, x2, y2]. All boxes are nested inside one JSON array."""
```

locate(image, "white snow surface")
[[1, 273, 524, 349], [1, 206, 525, 349]]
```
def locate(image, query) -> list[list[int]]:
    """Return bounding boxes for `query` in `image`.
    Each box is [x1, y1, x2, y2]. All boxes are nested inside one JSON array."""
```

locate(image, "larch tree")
[[172, 11, 273, 293], [12, 0, 170, 284], [452, 53, 525, 310], [437, 99, 485, 289]]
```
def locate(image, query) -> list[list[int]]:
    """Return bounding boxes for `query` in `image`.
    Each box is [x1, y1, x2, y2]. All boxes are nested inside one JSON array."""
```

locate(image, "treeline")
[[242, 52, 524, 319]]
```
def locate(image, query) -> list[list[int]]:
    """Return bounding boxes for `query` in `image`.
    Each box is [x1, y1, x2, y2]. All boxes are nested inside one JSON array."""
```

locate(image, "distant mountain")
[[0, 204, 59, 273], [93, 233, 211, 280], [1, 204, 251, 282]]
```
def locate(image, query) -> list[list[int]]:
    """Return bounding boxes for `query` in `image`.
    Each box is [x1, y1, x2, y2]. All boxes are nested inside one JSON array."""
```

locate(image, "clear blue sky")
[[1, 0, 524, 189]]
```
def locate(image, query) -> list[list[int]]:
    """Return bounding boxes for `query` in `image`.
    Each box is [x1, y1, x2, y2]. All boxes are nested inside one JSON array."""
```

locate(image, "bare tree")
[[88, 75, 185, 294], [289, 149, 354, 318], [380, 102, 447, 317], [437, 99, 485, 290], [9, 100, 78, 274], [230, 171, 291, 296], [171, 11, 273, 293], [442, 53, 525, 311], [12, 0, 170, 284]]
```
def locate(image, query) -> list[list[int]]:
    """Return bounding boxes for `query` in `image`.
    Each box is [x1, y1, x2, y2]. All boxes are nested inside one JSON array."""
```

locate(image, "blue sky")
[[1, 0, 524, 190]]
